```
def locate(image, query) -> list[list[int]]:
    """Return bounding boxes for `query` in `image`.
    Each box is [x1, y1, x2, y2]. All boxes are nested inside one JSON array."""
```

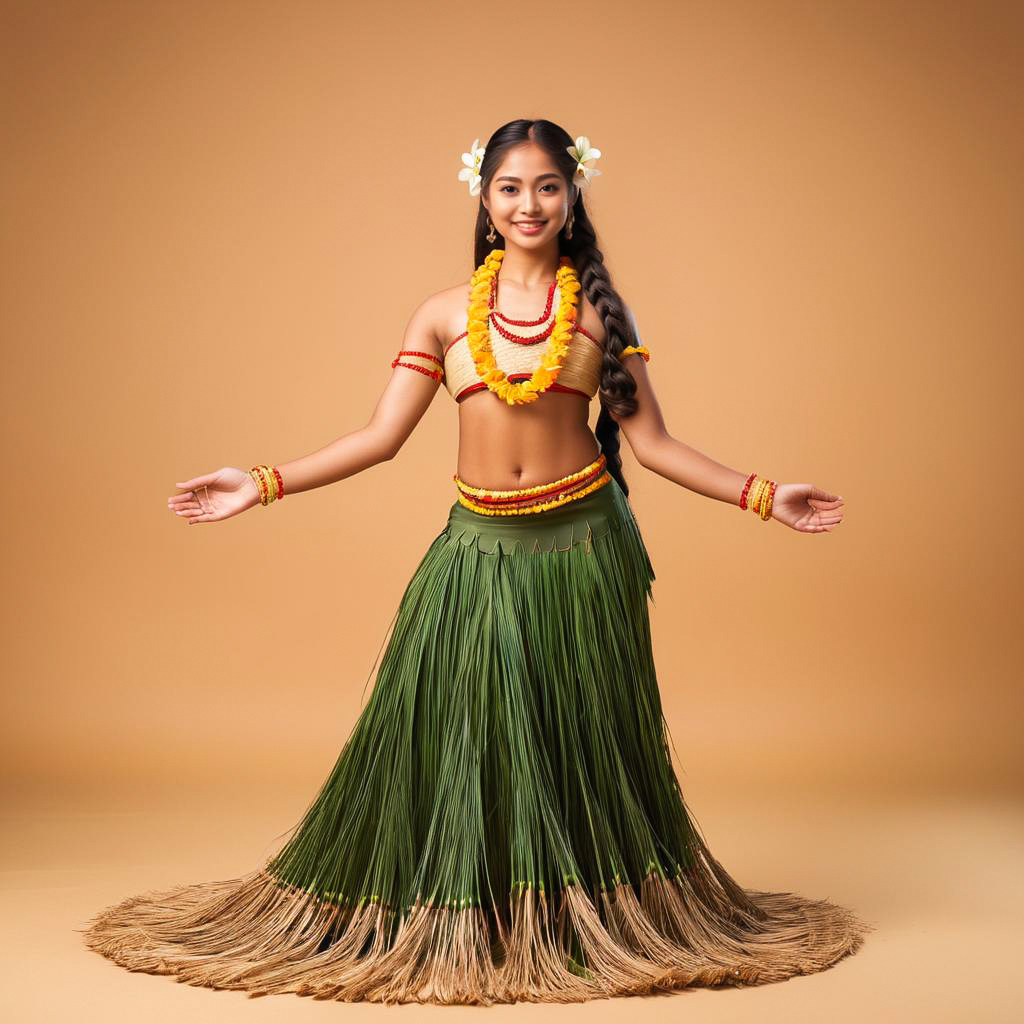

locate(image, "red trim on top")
[[455, 377, 591, 403], [444, 330, 467, 355], [576, 324, 601, 348]]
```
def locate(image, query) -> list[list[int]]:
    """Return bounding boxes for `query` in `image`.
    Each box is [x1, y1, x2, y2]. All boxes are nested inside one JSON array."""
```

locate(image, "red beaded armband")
[[395, 349, 442, 365], [392, 359, 442, 382], [391, 349, 444, 383]]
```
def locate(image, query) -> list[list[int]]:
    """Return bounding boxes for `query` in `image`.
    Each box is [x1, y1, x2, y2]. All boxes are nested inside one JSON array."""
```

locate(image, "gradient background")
[[2, 0, 1021, 1020]]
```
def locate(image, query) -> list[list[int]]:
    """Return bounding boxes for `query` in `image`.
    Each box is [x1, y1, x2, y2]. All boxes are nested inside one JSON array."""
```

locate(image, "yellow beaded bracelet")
[[249, 464, 281, 505]]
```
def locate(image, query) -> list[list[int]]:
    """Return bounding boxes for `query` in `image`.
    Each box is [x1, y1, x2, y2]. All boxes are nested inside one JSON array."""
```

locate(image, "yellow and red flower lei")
[[466, 248, 581, 405]]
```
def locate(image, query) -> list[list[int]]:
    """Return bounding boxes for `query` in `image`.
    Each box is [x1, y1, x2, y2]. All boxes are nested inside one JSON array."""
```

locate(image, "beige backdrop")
[[2, 1, 1022, 1021]]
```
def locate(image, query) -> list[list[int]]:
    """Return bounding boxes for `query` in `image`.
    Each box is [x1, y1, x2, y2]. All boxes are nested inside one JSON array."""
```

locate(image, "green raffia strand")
[[266, 479, 705, 928]]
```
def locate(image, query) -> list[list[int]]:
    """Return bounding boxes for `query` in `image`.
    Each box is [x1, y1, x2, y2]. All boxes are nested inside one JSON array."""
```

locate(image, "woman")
[[82, 118, 871, 1004]]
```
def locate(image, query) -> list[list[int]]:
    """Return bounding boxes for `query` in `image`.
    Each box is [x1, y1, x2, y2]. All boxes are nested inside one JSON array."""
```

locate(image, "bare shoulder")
[[431, 278, 475, 350], [576, 291, 606, 346], [398, 280, 472, 358]]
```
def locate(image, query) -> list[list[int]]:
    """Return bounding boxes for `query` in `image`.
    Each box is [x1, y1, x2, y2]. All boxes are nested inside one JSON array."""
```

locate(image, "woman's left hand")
[[768, 483, 845, 533]]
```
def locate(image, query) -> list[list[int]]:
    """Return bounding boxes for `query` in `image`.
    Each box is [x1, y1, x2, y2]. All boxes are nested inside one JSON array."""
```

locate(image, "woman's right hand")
[[168, 467, 262, 524]]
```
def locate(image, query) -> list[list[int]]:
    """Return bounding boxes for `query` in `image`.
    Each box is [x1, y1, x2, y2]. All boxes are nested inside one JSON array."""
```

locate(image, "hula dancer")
[[83, 118, 870, 1005]]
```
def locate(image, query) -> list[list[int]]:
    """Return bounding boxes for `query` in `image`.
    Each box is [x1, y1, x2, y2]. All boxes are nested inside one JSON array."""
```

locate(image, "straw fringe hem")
[[79, 861, 873, 1005]]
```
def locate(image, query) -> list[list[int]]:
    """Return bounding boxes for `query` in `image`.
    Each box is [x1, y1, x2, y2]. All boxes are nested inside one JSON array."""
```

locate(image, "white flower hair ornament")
[[458, 138, 486, 196], [456, 134, 602, 196], [567, 136, 602, 191]]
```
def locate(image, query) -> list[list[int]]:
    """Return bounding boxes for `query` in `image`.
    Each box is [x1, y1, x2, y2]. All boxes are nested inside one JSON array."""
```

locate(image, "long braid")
[[563, 207, 639, 497]]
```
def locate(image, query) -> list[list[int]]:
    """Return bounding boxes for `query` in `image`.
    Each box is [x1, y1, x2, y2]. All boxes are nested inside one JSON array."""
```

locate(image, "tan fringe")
[[80, 862, 874, 1005]]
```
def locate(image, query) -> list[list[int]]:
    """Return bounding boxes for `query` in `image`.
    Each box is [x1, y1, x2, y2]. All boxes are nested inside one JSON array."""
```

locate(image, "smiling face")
[[481, 141, 575, 249]]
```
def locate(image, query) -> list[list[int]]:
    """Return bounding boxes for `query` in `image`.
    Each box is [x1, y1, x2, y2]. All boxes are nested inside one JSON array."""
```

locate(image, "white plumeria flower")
[[567, 136, 602, 191], [458, 137, 486, 196]]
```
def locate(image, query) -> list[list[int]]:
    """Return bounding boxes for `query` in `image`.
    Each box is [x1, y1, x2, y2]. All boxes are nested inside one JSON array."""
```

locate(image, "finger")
[[175, 474, 217, 491], [174, 489, 215, 512], [189, 511, 225, 524], [809, 485, 839, 500]]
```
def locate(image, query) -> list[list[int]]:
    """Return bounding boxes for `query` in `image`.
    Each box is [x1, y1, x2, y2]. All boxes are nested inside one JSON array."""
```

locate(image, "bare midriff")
[[454, 390, 602, 491]]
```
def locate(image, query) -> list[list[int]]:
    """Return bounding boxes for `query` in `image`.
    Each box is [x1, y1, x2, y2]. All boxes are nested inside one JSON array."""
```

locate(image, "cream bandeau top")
[[448, 279, 603, 403], [444, 333, 603, 404], [393, 281, 651, 401]]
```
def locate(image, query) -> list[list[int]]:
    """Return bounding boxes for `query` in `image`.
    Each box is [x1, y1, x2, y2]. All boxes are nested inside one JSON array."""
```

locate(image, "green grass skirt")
[[82, 477, 872, 1003]]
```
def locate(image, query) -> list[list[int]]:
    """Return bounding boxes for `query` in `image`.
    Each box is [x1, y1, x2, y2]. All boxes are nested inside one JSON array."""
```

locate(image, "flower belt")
[[453, 453, 612, 516]]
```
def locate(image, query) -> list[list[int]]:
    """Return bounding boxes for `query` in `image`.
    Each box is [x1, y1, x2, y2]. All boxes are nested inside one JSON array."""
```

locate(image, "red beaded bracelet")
[[739, 471, 756, 510]]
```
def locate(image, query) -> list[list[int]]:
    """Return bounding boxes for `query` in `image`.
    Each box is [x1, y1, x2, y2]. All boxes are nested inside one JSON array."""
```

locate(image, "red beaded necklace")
[[488, 276, 557, 345]]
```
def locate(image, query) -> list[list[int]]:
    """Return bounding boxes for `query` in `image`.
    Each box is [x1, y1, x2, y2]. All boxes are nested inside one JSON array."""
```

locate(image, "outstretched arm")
[[611, 311, 844, 534], [169, 295, 446, 524], [271, 296, 444, 495]]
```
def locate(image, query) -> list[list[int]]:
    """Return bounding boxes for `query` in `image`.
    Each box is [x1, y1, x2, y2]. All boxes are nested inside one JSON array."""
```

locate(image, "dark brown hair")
[[472, 118, 640, 496]]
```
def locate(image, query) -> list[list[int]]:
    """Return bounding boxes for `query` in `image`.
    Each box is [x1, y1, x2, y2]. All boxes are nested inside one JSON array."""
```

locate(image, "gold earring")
[[486, 217, 496, 243], [564, 209, 574, 239]]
